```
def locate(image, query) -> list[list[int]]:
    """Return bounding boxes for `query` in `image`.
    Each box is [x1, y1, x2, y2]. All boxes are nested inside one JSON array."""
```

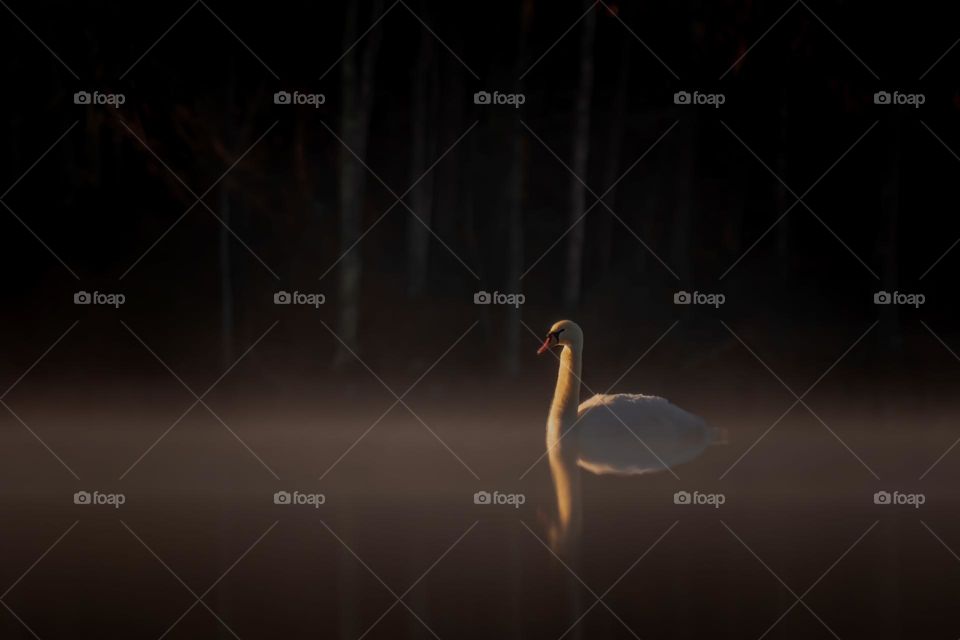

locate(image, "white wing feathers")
[[574, 393, 714, 476]]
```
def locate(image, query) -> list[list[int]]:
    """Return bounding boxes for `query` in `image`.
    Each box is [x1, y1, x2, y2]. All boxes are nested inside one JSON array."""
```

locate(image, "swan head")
[[537, 320, 583, 355]]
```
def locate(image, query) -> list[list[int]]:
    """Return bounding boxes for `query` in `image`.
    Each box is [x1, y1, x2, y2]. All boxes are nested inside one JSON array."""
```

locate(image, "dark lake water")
[[2, 376, 958, 639]]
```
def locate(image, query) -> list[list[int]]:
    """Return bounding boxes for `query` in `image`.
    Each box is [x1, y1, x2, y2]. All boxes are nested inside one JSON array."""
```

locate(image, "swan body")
[[575, 393, 715, 475], [538, 319, 721, 555]]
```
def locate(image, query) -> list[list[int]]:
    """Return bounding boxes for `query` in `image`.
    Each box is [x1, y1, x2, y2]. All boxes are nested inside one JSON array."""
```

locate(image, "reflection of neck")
[[547, 344, 582, 446], [546, 341, 583, 558]]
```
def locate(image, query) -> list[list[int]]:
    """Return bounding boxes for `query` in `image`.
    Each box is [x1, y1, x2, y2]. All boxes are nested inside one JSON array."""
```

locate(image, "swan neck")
[[548, 344, 582, 439]]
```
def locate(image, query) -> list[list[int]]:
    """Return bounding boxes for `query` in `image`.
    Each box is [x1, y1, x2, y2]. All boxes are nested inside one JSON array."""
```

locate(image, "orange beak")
[[537, 336, 553, 355]]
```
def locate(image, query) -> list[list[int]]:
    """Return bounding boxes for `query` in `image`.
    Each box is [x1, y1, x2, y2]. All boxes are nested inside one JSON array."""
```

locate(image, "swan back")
[[574, 393, 714, 475]]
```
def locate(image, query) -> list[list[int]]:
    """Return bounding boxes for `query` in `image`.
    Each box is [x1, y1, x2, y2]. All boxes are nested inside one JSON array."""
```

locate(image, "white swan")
[[538, 319, 722, 555]]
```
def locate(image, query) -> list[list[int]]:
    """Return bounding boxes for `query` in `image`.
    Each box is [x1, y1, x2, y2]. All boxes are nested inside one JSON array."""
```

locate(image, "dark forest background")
[[1, 0, 958, 378]]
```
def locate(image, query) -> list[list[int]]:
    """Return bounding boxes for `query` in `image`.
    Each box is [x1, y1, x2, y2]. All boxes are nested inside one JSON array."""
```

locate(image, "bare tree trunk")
[[335, 0, 384, 363], [563, 2, 596, 310], [774, 86, 790, 282], [879, 118, 901, 348], [407, 27, 437, 297], [219, 183, 235, 367], [502, 1, 532, 375], [671, 120, 695, 283], [598, 35, 631, 275]]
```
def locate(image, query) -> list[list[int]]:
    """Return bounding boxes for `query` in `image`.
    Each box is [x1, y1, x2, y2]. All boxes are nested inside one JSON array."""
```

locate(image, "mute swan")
[[538, 320, 722, 555]]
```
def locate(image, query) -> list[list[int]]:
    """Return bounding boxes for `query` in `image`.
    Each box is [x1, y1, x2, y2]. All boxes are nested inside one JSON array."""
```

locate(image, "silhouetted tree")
[[335, 0, 384, 362], [563, 1, 596, 309]]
